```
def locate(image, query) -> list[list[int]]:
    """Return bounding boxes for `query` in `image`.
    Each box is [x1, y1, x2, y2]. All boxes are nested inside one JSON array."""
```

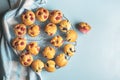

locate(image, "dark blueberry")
[[62, 28, 67, 31], [36, 70, 38, 72], [46, 63, 49, 67], [67, 39, 71, 42]]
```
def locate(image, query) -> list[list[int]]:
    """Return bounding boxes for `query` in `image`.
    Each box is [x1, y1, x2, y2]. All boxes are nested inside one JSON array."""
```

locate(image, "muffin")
[[26, 42, 40, 55], [49, 10, 63, 24], [19, 52, 33, 66], [21, 10, 35, 26], [45, 60, 56, 72], [64, 44, 75, 56], [50, 35, 64, 47], [31, 59, 44, 72], [12, 37, 27, 51], [78, 22, 91, 34], [14, 24, 26, 37], [66, 30, 78, 42], [44, 23, 57, 36], [36, 7, 49, 22], [59, 20, 71, 32], [42, 46, 56, 59], [55, 53, 68, 67], [28, 24, 40, 37]]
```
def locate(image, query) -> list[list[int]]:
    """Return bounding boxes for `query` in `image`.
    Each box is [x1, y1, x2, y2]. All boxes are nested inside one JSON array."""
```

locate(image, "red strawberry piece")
[[29, 13, 32, 16], [16, 26, 20, 29], [15, 42, 18, 46], [20, 42, 24, 45], [44, 15, 47, 19], [20, 55, 24, 58], [30, 17, 34, 20], [49, 24, 53, 26], [27, 59, 31, 62], [24, 15, 27, 19], [21, 27, 25, 31], [30, 43, 34, 47], [43, 9, 47, 13], [24, 62, 28, 65], [18, 32, 22, 35], [51, 42, 54, 44], [38, 12, 42, 15], [55, 16, 61, 20]]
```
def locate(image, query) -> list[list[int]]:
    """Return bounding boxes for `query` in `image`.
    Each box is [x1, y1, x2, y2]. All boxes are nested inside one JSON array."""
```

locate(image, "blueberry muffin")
[[44, 23, 57, 36], [78, 22, 91, 34], [31, 59, 44, 72], [28, 24, 40, 37], [64, 44, 75, 56], [19, 52, 33, 66], [26, 42, 40, 55], [36, 7, 49, 22], [66, 30, 78, 42], [50, 35, 64, 47], [45, 60, 56, 72], [12, 37, 27, 51], [21, 10, 35, 26], [42, 46, 56, 59], [14, 24, 26, 37], [49, 10, 63, 24], [59, 20, 71, 32], [55, 53, 68, 67]]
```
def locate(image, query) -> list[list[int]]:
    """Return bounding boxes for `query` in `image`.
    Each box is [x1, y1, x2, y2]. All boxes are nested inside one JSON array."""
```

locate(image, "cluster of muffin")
[[11, 7, 78, 73]]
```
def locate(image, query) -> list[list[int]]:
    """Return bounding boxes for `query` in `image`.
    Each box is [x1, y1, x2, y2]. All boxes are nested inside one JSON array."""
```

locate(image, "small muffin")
[[49, 10, 63, 24], [26, 42, 40, 55], [36, 7, 49, 22], [19, 52, 33, 66], [21, 10, 35, 26], [31, 59, 44, 72], [45, 60, 56, 72], [28, 24, 40, 37], [59, 20, 71, 32], [44, 23, 57, 36], [14, 24, 26, 37], [66, 30, 78, 42], [64, 44, 75, 56], [78, 22, 91, 34], [55, 53, 68, 67], [42, 46, 56, 59], [12, 37, 27, 51], [50, 35, 64, 47]]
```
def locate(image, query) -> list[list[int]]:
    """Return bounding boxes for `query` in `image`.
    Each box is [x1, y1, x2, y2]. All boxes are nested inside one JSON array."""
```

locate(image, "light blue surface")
[[0, 0, 120, 80]]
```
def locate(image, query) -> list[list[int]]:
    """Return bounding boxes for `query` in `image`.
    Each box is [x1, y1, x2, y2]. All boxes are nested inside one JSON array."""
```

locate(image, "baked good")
[[59, 20, 71, 32], [66, 30, 78, 42], [26, 42, 40, 55], [63, 44, 75, 56], [49, 10, 63, 24], [36, 7, 49, 22], [31, 59, 44, 72], [21, 10, 35, 26], [14, 24, 26, 37], [78, 22, 91, 34], [28, 24, 40, 37], [19, 52, 33, 66], [44, 23, 57, 36], [12, 37, 27, 51], [42, 46, 56, 59], [45, 60, 56, 72], [50, 35, 64, 47], [55, 53, 68, 67]]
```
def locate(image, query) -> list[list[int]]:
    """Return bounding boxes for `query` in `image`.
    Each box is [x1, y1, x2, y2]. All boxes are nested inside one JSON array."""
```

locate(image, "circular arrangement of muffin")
[[11, 7, 78, 73]]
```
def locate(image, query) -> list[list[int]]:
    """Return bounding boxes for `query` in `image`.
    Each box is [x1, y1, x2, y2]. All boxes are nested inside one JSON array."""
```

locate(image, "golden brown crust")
[[45, 60, 56, 72], [49, 10, 63, 24], [12, 37, 27, 51], [42, 46, 56, 59], [31, 59, 44, 72], [36, 7, 49, 22], [19, 52, 33, 67], [21, 10, 35, 26], [66, 30, 78, 42]]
